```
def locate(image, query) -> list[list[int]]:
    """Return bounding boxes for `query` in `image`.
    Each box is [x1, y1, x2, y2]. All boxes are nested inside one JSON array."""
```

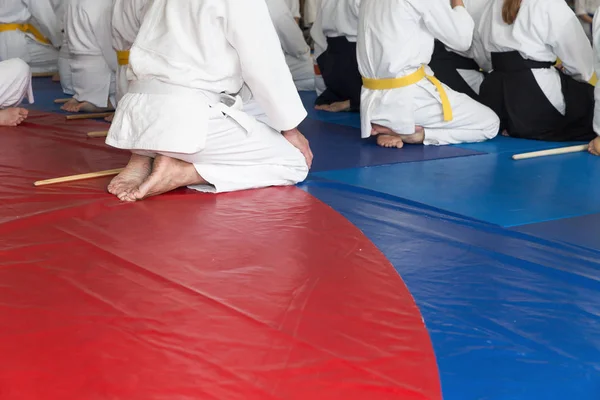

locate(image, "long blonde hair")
[[502, 0, 522, 24]]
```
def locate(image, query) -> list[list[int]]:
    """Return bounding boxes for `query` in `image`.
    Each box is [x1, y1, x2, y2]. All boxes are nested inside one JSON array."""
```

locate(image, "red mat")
[[0, 112, 441, 399]]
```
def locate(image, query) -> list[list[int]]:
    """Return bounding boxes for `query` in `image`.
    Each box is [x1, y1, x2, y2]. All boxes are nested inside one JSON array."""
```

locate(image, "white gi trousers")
[[57, 35, 74, 95], [287, 54, 315, 91], [0, 31, 58, 74], [0, 58, 33, 107], [108, 83, 309, 194], [363, 79, 499, 145]]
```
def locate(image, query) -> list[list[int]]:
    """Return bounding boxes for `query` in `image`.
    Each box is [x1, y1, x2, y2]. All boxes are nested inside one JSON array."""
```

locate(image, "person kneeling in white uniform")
[[265, 0, 315, 91], [105, 0, 313, 202], [0, 0, 61, 74], [0, 59, 32, 126], [357, 0, 499, 149], [61, 0, 117, 114], [590, 7, 600, 155]]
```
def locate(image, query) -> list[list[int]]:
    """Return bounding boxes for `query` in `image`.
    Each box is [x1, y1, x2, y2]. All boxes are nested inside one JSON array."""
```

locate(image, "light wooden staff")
[[66, 112, 114, 121], [32, 72, 55, 78], [34, 168, 124, 187], [87, 131, 109, 138], [512, 144, 588, 160], [54, 98, 71, 104]]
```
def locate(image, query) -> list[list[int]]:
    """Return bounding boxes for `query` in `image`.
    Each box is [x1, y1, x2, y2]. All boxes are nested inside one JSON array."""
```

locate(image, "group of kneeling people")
[[0, 0, 599, 201]]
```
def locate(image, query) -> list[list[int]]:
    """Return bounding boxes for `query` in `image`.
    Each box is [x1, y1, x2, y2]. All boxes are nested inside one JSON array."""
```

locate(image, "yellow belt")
[[362, 65, 453, 122], [116, 50, 130, 66], [0, 23, 50, 45]]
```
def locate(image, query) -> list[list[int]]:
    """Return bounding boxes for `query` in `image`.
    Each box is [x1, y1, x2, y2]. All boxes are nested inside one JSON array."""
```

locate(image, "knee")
[[478, 104, 501, 139], [6, 58, 31, 82]]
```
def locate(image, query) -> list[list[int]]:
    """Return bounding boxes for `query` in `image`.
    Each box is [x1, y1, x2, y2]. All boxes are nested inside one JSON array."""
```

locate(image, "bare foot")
[[501, 129, 510, 137], [0, 108, 28, 126], [126, 155, 207, 201], [52, 73, 60, 82], [108, 154, 153, 201], [61, 99, 113, 113], [315, 100, 351, 113], [371, 124, 424, 148], [589, 137, 600, 156]]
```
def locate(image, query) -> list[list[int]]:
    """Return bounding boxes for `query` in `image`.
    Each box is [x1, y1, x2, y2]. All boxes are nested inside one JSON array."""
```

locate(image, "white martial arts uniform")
[[0, 58, 33, 108], [478, 0, 593, 116], [575, 0, 600, 40], [310, 4, 327, 95], [65, 0, 117, 108], [444, 0, 489, 94], [304, 0, 319, 26], [111, 0, 150, 105], [53, 0, 74, 95], [592, 7, 600, 135], [107, 0, 309, 194], [265, 0, 315, 91], [319, 0, 360, 42], [357, 0, 499, 144], [284, 0, 301, 20], [0, 0, 61, 73]]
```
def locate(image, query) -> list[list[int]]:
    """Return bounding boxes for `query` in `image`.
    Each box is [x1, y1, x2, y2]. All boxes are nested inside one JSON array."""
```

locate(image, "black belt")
[[491, 51, 554, 72]]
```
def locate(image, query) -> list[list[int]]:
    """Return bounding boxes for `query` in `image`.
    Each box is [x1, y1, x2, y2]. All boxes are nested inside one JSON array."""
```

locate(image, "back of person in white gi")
[[429, 0, 489, 100], [0, 0, 61, 74], [590, 7, 600, 155], [310, 0, 327, 96], [478, 0, 595, 142], [357, 0, 499, 149], [105, 0, 312, 201], [61, 0, 117, 114], [111, 0, 151, 106], [575, 0, 600, 41], [284, 0, 301, 22], [0, 58, 32, 126], [313, 0, 363, 113], [265, 0, 315, 91], [52, 0, 74, 95]]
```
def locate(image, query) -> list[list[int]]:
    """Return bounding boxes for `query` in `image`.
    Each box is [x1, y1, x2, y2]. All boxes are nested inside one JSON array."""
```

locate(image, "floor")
[[2, 78, 599, 399]]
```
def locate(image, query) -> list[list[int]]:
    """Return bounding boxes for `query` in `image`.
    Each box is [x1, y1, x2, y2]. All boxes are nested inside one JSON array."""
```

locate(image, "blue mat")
[[513, 214, 600, 252], [455, 135, 588, 155], [301, 181, 600, 400], [29, 77, 71, 113], [314, 151, 600, 227], [300, 119, 484, 172]]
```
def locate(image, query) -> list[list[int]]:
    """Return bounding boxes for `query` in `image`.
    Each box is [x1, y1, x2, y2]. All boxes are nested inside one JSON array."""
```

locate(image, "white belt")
[[129, 80, 256, 135]]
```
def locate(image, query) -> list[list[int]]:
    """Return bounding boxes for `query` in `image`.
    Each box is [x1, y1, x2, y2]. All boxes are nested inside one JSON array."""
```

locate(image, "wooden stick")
[[87, 131, 109, 138], [54, 98, 71, 104], [66, 112, 114, 121], [512, 144, 588, 160], [32, 72, 55, 78], [34, 168, 124, 187]]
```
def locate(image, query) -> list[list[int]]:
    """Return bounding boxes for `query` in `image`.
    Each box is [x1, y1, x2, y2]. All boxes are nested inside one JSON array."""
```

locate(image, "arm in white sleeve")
[[407, 0, 474, 52], [25, 0, 62, 47], [546, 2, 594, 81], [266, 0, 311, 58], [225, 0, 307, 132], [93, 4, 118, 72], [311, 5, 328, 59], [574, 0, 587, 16]]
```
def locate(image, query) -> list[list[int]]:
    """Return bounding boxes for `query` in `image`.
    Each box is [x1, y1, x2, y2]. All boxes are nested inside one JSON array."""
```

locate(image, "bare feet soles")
[[110, 155, 207, 202], [0, 108, 28, 126], [315, 100, 351, 113], [61, 99, 114, 113], [589, 137, 600, 156], [371, 124, 425, 149], [108, 154, 153, 201]]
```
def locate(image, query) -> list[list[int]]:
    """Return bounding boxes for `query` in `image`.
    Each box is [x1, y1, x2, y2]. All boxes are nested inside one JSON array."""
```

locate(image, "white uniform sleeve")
[[544, 1, 594, 81], [25, 0, 62, 47], [266, 0, 311, 58], [286, 0, 301, 19], [407, 0, 475, 52], [225, 0, 307, 132], [92, 4, 118, 72], [574, 0, 587, 16], [311, 4, 328, 59]]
